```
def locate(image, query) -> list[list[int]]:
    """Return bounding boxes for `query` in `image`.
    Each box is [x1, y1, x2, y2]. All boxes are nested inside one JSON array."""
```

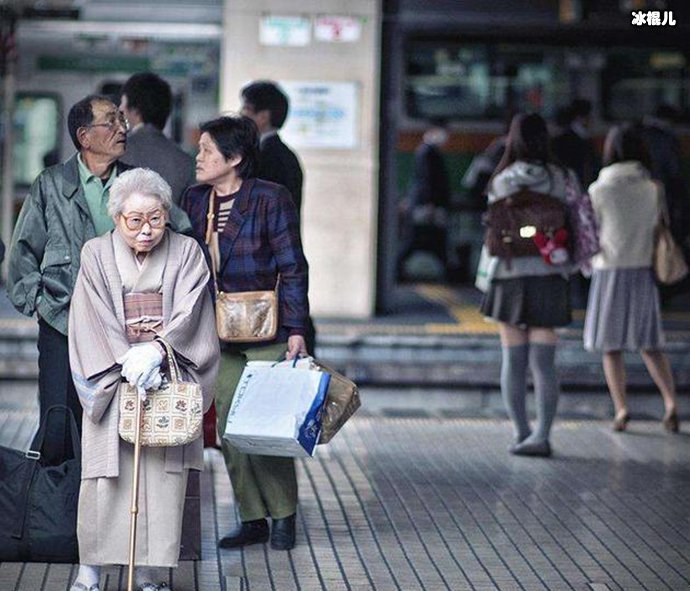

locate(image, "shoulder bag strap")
[[204, 189, 222, 295]]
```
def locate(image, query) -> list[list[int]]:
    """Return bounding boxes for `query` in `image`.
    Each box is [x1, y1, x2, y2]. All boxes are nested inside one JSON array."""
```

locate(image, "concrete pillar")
[[220, 0, 381, 318]]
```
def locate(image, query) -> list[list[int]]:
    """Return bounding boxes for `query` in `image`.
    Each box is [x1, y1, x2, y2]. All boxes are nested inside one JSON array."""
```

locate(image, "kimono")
[[68, 229, 219, 566]]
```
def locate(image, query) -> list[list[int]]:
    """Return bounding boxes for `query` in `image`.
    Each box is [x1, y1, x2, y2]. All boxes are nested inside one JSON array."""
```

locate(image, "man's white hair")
[[108, 168, 172, 218]]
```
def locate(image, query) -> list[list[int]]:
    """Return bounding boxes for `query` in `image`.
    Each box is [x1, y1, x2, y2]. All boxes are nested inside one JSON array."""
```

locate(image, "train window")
[[405, 41, 571, 121], [602, 49, 690, 121], [13, 93, 60, 185]]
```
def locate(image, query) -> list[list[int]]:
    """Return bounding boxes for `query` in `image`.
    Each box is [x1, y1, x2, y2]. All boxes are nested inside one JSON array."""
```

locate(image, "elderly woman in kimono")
[[68, 168, 219, 591]]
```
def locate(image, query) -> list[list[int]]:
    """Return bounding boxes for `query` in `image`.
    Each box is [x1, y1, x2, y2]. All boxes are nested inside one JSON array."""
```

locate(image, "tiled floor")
[[1, 387, 689, 590]]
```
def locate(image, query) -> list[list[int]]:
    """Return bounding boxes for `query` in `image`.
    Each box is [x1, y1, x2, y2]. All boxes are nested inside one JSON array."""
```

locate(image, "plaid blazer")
[[182, 178, 309, 341]]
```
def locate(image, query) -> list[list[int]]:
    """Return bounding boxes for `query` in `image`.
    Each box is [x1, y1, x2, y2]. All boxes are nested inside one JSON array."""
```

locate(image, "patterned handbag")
[[118, 340, 203, 447]]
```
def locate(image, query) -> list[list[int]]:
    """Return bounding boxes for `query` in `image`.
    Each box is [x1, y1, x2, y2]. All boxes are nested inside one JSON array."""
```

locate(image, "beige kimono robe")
[[68, 229, 219, 566]]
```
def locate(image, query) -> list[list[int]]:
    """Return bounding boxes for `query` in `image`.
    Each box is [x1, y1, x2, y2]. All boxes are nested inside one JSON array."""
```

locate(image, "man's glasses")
[[84, 112, 129, 132], [120, 210, 166, 231]]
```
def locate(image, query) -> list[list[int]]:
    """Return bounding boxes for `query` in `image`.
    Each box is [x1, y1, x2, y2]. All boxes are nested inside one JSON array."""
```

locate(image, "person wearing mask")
[[183, 115, 309, 551], [478, 113, 577, 457], [120, 72, 195, 204], [584, 124, 680, 433], [8, 94, 191, 467]]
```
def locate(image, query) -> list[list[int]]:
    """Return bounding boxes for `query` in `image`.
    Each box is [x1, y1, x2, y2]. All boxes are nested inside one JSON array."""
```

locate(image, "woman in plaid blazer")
[[182, 115, 309, 551]]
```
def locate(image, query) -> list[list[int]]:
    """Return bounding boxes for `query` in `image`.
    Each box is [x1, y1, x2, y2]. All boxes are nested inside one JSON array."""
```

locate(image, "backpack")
[[484, 189, 569, 261]]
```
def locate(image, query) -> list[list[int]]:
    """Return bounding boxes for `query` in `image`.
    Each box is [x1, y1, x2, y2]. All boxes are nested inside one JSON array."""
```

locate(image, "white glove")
[[117, 343, 163, 390], [140, 368, 163, 392]]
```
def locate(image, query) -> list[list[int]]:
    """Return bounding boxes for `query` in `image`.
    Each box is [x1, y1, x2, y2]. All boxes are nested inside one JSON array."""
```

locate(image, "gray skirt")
[[583, 267, 665, 352]]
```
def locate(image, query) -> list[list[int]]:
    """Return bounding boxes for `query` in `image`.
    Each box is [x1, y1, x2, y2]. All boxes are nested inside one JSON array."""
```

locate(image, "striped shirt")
[[213, 193, 236, 234]]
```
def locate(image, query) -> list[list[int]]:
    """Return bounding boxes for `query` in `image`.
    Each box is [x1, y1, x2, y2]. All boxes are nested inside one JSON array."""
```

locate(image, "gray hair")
[[108, 168, 172, 218]]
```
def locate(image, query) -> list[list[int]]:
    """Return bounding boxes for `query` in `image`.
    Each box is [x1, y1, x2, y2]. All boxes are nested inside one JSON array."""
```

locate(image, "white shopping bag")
[[223, 361, 331, 457]]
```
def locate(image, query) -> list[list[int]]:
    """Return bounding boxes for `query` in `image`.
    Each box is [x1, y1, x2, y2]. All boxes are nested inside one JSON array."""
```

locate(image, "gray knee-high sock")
[[528, 343, 559, 441], [500, 344, 530, 441]]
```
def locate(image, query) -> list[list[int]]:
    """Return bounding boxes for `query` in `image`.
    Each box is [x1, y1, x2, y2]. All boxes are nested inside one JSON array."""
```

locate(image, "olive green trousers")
[[215, 342, 298, 522]]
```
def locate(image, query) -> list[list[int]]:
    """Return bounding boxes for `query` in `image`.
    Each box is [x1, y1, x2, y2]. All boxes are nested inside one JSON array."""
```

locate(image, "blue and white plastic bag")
[[223, 360, 330, 457]]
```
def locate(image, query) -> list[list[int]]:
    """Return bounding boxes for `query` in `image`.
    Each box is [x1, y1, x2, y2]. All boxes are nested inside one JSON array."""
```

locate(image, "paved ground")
[[1, 384, 689, 591]]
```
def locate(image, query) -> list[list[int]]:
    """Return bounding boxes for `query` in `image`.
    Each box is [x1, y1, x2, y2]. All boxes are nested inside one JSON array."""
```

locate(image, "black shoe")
[[218, 519, 269, 549], [270, 513, 296, 550]]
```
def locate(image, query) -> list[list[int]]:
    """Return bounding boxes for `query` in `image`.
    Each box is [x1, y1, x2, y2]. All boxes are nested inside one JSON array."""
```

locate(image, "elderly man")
[[120, 72, 195, 204], [8, 94, 191, 465]]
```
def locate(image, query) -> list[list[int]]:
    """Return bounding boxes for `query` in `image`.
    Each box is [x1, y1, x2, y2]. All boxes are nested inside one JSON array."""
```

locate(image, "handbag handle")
[[31, 404, 81, 462], [155, 338, 182, 384], [12, 405, 81, 541], [651, 180, 671, 229]]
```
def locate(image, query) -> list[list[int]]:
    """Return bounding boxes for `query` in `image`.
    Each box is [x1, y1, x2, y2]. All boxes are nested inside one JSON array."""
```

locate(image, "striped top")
[[213, 193, 236, 234]]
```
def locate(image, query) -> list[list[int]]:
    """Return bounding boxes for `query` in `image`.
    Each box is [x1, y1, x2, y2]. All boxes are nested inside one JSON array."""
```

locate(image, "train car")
[[5, 5, 222, 203], [378, 0, 690, 311]]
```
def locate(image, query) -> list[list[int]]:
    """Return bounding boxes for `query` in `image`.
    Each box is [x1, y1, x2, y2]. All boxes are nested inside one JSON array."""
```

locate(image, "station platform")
[[3, 283, 690, 391], [1, 383, 689, 591]]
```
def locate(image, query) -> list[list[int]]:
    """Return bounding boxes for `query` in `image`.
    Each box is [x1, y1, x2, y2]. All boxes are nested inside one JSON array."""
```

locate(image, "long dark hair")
[[602, 123, 651, 170], [489, 113, 553, 185]]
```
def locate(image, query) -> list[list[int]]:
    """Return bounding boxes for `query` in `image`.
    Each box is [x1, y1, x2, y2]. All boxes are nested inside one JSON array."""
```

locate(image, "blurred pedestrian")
[[478, 113, 577, 457], [120, 72, 195, 204], [584, 124, 679, 433], [8, 94, 191, 467], [397, 121, 452, 281], [551, 99, 599, 189], [240, 80, 317, 355], [642, 104, 689, 249], [183, 115, 309, 551], [67, 168, 218, 591], [240, 80, 304, 218]]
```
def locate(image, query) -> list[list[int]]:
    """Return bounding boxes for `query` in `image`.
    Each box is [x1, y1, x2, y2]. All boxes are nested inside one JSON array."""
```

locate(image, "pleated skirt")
[[77, 441, 188, 567], [480, 274, 572, 328], [583, 267, 665, 352]]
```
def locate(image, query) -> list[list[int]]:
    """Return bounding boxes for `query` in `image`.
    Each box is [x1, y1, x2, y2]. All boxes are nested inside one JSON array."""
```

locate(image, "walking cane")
[[126, 393, 144, 591]]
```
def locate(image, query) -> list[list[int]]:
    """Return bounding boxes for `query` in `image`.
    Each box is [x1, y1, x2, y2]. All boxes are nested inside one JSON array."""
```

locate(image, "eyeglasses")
[[84, 112, 129, 132], [120, 210, 166, 231]]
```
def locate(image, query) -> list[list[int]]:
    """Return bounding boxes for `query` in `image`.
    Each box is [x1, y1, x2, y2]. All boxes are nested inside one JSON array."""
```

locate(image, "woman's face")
[[116, 192, 167, 254], [195, 132, 240, 186]]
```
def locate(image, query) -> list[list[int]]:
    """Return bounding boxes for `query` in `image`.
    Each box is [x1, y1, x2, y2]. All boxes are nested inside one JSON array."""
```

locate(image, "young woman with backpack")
[[477, 113, 579, 457]]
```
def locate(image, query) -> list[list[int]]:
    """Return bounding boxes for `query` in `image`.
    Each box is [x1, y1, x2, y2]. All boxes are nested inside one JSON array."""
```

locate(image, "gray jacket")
[[7, 153, 192, 335], [120, 124, 195, 204]]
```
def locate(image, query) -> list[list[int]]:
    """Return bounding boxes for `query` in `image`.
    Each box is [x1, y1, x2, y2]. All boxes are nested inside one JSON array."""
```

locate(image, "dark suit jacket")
[[182, 178, 309, 342], [121, 124, 195, 204], [258, 133, 304, 219], [409, 143, 451, 209], [551, 128, 599, 189]]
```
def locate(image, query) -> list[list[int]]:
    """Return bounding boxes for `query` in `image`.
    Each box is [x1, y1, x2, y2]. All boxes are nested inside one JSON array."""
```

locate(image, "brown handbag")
[[205, 189, 279, 343], [484, 189, 569, 260], [654, 194, 689, 285]]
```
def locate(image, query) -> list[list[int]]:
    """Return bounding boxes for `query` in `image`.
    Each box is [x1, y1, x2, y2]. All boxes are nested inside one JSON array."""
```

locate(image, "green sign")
[[38, 55, 151, 73]]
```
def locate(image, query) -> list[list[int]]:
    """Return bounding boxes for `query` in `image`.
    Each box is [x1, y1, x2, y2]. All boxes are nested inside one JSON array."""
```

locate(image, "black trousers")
[[37, 319, 82, 465]]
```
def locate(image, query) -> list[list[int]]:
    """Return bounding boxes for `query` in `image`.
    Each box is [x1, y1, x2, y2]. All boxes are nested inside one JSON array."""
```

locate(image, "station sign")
[[259, 15, 311, 47], [314, 16, 362, 43], [280, 81, 359, 149]]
